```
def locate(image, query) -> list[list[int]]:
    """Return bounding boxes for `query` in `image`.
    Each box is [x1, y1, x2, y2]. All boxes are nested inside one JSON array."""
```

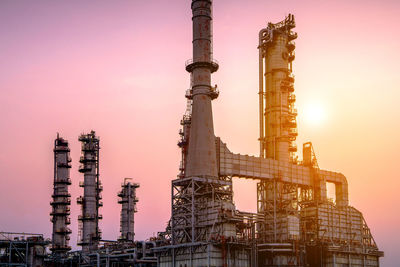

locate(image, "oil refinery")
[[0, 0, 383, 266]]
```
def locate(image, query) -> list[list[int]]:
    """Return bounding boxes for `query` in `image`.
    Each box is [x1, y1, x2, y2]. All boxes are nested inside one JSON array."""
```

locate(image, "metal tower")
[[77, 130, 102, 253], [258, 14, 298, 162], [157, 1, 249, 266], [256, 13, 301, 252], [50, 134, 72, 255], [172, 0, 236, 242], [118, 178, 139, 243], [157, 6, 383, 267]]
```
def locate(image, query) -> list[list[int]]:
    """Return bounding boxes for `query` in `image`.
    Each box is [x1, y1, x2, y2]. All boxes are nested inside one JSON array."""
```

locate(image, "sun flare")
[[304, 103, 326, 125]]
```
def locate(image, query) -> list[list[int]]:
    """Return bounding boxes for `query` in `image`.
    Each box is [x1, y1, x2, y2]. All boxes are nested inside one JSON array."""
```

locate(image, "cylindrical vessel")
[[118, 179, 139, 242], [50, 135, 72, 255], [259, 15, 297, 162], [185, 0, 219, 178], [77, 131, 102, 253]]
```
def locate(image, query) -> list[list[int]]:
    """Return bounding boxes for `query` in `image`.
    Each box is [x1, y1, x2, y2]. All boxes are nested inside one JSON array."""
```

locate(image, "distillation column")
[[259, 14, 298, 162], [77, 131, 102, 253], [118, 178, 139, 242], [256, 16, 302, 266], [50, 134, 72, 255]]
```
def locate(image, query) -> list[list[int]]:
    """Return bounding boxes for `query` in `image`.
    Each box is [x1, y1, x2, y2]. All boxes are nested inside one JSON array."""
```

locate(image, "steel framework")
[[0, 232, 49, 267], [158, 8, 383, 267]]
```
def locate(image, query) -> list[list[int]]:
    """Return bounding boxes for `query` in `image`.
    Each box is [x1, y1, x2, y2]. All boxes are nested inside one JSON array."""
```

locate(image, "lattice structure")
[[50, 134, 72, 255], [0, 232, 49, 266], [171, 176, 236, 245], [77, 131, 102, 253]]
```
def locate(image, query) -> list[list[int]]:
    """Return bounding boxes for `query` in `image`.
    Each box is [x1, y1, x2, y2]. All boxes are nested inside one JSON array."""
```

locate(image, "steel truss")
[[171, 176, 237, 245]]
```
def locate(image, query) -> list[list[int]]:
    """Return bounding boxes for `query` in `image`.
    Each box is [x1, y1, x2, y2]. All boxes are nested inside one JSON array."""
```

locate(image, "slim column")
[[50, 134, 72, 255], [185, 0, 219, 178], [258, 15, 298, 162], [118, 178, 139, 242], [77, 131, 102, 253]]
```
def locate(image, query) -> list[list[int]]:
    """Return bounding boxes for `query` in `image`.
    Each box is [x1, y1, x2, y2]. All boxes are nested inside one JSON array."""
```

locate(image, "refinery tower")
[[155, 1, 383, 267], [2, 1, 382, 267]]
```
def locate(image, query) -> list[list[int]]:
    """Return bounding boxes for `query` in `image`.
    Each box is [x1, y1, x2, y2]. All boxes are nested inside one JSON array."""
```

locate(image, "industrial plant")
[[0, 0, 383, 266]]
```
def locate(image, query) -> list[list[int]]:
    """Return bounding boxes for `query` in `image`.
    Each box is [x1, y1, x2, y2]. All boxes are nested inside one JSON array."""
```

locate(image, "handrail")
[[185, 58, 219, 67]]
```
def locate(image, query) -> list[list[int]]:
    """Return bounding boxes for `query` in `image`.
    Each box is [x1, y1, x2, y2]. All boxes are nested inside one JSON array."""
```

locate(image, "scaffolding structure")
[[50, 134, 72, 255], [118, 178, 140, 243], [77, 131, 102, 253], [0, 232, 49, 267]]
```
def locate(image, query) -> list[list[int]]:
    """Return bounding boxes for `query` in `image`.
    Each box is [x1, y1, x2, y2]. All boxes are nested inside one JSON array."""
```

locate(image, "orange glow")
[[0, 1, 398, 265], [304, 102, 326, 126]]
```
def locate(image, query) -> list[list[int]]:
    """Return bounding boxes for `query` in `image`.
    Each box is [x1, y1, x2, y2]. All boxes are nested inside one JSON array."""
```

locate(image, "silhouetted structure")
[[1, 1, 383, 267], [118, 178, 139, 243], [51, 134, 72, 256], [77, 131, 102, 253]]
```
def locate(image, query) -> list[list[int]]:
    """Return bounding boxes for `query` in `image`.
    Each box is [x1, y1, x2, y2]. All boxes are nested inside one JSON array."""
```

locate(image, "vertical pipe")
[[25, 242, 28, 266], [171, 181, 175, 245], [273, 179, 277, 242], [127, 183, 131, 240], [191, 179, 195, 243], [190, 247, 193, 267], [96, 146, 100, 243], [8, 242, 11, 263], [258, 33, 264, 158], [172, 247, 175, 267], [208, 244, 210, 267]]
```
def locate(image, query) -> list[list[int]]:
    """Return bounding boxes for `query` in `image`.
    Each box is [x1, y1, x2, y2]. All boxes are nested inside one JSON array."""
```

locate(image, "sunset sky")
[[0, 0, 399, 266]]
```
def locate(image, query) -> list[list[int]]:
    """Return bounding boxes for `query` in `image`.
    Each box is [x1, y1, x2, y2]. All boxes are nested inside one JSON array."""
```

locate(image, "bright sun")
[[304, 103, 326, 125]]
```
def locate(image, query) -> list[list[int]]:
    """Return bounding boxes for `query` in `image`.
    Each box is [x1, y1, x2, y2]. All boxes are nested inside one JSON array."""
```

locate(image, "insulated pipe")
[[334, 174, 349, 207], [185, 0, 218, 178], [258, 30, 267, 158]]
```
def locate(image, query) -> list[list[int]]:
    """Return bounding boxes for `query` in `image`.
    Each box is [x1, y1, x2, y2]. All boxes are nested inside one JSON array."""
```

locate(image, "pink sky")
[[0, 0, 399, 266]]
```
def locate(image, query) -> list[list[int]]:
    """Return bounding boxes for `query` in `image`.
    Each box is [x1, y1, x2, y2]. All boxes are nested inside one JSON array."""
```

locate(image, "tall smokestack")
[[185, 0, 219, 178]]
